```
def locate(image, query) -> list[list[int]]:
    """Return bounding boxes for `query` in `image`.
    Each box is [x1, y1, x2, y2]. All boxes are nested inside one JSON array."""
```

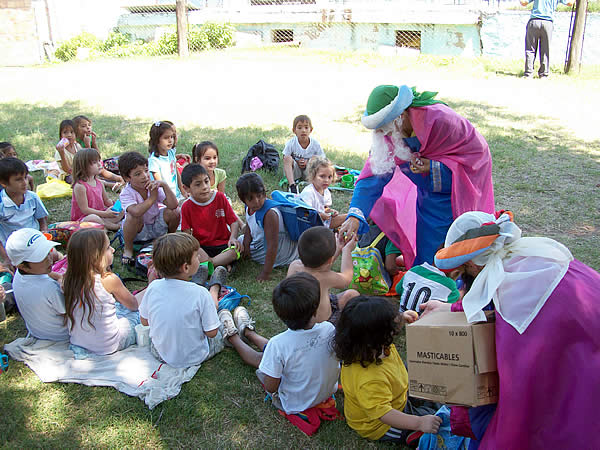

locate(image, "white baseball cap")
[[6, 228, 59, 266]]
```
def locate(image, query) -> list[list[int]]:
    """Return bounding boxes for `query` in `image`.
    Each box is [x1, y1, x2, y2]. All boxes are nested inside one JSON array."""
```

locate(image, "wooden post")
[[565, 0, 588, 74], [44, 0, 54, 45], [176, 0, 189, 58]]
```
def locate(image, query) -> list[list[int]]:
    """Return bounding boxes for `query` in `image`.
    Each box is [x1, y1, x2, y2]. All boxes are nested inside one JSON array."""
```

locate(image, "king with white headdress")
[[341, 85, 495, 269]]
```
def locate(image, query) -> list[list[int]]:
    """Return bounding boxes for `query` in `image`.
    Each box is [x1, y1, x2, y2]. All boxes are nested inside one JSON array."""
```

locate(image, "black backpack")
[[241, 140, 280, 174]]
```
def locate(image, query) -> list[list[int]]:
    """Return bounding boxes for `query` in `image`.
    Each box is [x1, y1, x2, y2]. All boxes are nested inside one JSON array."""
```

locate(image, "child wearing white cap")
[[6, 228, 69, 341]]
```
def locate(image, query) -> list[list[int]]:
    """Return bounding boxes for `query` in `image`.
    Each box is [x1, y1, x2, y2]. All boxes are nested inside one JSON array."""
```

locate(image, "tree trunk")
[[44, 0, 54, 45], [565, 0, 588, 74], [176, 0, 189, 58]]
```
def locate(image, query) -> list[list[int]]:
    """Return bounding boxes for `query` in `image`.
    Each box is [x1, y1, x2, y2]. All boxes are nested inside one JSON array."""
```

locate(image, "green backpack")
[[349, 233, 392, 295]]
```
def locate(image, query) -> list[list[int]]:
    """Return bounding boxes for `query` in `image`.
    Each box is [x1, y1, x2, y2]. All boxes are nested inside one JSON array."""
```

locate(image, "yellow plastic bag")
[[36, 177, 72, 199]]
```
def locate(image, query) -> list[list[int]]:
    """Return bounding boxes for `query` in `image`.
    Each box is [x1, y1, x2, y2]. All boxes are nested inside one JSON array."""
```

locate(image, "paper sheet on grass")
[[4, 337, 200, 409]]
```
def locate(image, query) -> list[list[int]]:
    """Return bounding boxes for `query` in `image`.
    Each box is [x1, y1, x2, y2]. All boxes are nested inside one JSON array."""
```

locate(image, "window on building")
[[272, 29, 294, 43], [395, 30, 421, 50]]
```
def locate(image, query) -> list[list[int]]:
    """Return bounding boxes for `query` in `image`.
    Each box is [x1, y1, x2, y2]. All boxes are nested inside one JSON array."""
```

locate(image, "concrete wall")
[[44, 0, 124, 43], [2, 1, 599, 66], [0, 0, 42, 65], [117, 12, 176, 41], [236, 21, 481, 56]]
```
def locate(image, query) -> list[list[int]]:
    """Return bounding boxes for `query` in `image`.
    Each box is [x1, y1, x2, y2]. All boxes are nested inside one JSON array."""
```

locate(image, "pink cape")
[[481, 260, 600, 448], [360, 104, 495, 268]]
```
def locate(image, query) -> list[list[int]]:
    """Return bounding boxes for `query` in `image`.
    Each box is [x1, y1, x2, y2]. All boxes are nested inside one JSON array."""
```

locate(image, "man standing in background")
[[521, 0, 574, 78]]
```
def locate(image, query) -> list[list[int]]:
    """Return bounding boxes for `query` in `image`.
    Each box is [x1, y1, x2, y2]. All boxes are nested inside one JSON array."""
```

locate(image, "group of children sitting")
[[0, 114, 451, 445]]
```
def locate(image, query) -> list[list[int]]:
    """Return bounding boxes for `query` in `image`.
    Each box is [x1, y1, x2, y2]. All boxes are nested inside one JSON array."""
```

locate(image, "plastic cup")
[[135, 324, 150, 347], [341, 174, 354, 188], [111, 199, 122, 212]]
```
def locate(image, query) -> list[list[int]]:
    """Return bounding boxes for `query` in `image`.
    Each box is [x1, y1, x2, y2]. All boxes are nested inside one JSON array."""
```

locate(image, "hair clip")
[[154, 121, 161, 127]]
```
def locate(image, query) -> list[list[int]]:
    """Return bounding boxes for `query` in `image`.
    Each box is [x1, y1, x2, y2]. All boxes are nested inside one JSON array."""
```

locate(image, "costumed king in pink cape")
[[427, 210, 600, 449], [339, 85, 495, 268]]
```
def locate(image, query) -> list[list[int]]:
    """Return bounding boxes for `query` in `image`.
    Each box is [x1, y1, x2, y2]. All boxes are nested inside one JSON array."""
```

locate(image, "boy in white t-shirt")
[[219, 272, 340, 415], [282, 115, 325, 194], [139, 232, 228, 368], [5, 228, 69, 341]]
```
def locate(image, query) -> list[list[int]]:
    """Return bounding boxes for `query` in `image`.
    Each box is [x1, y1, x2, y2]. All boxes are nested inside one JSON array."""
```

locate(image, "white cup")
[[135, 324, 150, 347]]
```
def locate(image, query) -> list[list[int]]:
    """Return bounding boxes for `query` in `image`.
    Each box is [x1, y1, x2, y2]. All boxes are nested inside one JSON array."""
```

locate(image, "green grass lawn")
[[0, 49, 599, 448]]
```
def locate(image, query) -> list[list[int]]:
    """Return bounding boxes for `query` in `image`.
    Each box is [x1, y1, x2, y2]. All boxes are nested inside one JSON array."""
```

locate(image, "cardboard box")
[[406, 311, 498, 407]]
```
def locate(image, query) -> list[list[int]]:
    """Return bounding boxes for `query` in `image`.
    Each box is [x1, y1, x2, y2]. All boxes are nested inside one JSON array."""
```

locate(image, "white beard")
[[369, 117, 412, 175]]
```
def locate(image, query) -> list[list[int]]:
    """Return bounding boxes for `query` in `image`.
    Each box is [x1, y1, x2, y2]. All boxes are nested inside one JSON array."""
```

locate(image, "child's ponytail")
[[192, 141, 218, 163], [148, 121, 174, 157]]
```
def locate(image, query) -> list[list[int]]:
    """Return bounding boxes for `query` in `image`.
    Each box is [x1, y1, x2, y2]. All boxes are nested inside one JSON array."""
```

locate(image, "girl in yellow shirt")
[[333, 296, 441, 446]]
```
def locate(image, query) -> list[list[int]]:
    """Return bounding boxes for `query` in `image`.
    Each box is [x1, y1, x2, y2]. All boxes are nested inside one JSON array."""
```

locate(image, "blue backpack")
[[218, 285, 250, 312], [255, 191, 323, 241]]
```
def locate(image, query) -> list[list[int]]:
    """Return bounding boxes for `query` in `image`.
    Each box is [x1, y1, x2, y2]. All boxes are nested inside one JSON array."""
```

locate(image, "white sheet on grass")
[[4, 337, 200, 409]]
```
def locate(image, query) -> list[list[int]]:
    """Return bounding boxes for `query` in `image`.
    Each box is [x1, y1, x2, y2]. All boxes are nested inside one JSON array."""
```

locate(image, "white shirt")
[[69, 274, 132, 355], [139, 278, 221, 368], [13, 271, 69, 341], [282, 136, 325, 161], [259, 321, 340, 414], [300, 184, 332, 227]]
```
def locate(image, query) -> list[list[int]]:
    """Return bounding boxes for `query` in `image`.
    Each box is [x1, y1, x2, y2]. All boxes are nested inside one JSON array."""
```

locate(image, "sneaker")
[[233, 306, 255, 342], [208, 265, 227, 290], [289, 184, 298, 194], [218, 309, 238, 346]]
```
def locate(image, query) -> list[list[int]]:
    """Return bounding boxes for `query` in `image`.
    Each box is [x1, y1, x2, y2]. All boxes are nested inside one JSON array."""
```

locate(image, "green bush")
[[54, 32, 101, 61], [103, 41, 145, 58], [53, 23, 235, 62], [201, 22, 235, 49], [100, 31, 131, 52], [189, 28, 209, 52], [155, 30, 179, 55]]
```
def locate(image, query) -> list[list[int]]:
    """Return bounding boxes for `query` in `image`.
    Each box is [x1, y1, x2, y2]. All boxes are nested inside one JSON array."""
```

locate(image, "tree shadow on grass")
[[1, 98, 596, 447], [494, 70, 523, 78], [449, 99, 600, 271], [0, 364, 86, 447]]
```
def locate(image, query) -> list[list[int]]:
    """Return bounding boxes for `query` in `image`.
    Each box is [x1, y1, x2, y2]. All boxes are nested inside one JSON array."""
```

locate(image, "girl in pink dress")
[[70, 149, 123, 231]]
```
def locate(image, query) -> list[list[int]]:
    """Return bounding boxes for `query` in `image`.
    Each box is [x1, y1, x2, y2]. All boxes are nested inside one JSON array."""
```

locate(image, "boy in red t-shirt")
[[181, 164, 242, 275]]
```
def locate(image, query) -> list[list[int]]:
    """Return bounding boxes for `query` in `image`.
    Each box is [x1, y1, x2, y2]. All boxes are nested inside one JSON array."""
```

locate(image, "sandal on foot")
[[121, 255, 135, 267]]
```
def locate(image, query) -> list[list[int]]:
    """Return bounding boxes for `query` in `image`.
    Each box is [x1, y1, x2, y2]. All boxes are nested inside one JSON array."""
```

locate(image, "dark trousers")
[[524, 18, 553, 77]]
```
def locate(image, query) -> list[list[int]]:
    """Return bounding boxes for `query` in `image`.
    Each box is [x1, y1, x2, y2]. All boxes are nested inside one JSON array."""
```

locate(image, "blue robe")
[[349, 137, 453, 266]]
